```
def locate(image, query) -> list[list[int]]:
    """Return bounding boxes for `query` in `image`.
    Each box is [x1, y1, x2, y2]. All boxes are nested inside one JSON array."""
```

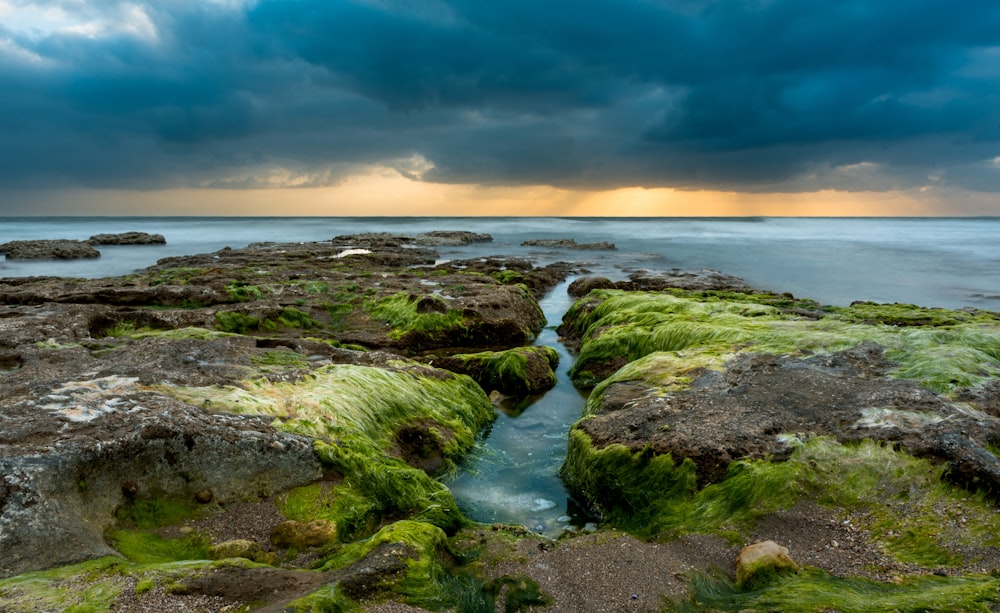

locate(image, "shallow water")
[[444, 278, 593, 536]]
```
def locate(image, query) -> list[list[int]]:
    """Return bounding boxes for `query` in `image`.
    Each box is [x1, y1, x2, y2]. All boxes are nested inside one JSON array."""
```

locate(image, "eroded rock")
[[271, 519, 338, 550], [0, 382, 322, 578], [421, 346, 559, 397], [521, 238, 616, 250], [0, 239, 101, 260], [87, 232, 166, 245]]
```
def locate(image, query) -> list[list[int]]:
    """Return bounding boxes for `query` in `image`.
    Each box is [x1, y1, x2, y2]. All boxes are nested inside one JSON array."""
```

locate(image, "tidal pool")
[[445, 279, 595, 536]]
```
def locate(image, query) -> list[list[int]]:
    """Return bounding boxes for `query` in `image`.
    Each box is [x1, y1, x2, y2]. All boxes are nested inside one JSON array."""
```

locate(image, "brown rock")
[[270, 519, 338, 549], [735, 540, 799, 586], [208, 539, 265, 561]]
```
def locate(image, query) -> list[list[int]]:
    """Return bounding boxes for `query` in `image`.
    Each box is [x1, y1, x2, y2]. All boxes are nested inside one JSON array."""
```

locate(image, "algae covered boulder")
[[423, 345, 559, 397], [735, 540, 799, 587], [560, 288, 1000, 534], [270, 519, 338, 550]]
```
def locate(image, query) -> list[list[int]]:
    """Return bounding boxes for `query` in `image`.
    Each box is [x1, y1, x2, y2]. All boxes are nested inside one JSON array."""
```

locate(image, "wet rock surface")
[[567, 268, 752, 298], [419, 346, 559, 397], [87, 232, 167, 245], [0, 384, 322, 578], [5, 234, 1000, 611], [578, 342, 1000, 490], [0, 236, 563, 583], [0, 239, 101, 260], [522, 238, 617, 250]]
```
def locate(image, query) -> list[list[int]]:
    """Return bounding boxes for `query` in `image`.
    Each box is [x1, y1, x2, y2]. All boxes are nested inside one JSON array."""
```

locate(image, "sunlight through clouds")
[[1, 0, 998, 215]]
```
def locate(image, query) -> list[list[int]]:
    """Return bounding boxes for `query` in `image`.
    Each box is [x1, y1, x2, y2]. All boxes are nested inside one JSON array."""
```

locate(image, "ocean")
[[1, 216, 998, 311]]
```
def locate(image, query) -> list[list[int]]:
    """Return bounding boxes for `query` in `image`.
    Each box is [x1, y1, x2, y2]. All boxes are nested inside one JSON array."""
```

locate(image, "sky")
[[1, 0, 999, 216]]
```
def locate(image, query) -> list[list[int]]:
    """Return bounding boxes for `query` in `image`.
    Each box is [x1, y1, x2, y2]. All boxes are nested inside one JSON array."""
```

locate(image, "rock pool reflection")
[[445, 279, 595, 536]]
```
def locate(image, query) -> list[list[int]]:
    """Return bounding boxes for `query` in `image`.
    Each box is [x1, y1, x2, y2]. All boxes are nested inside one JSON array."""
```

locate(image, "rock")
[[569, 343, 1000, 492], [331, 231, 492, 248], [209, 539, 266, 561], [560, 288, 1000, 522], [567, 276, 617, 298], [621, 268, 751, 292], [422, 346, 559, 397], [87, 232, 166, 245], [413, 230, 493, 246], [331, 232, 412, 248], [195, 488, 214, 504], [270, 519, 338, 549], [0, 383, 323, 578], [521, 238, 616, 250], [0, 239, 100, 260], [735, 541, 799, 587]]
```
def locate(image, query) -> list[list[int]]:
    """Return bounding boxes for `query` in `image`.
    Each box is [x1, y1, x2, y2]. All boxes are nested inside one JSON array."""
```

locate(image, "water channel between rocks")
[[445, 278, 594, 537]]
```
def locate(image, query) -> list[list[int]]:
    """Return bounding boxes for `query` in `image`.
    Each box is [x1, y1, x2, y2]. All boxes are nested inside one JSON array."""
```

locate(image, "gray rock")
[[0, 382, 323, 578], [623, 268, 751, 292], [522, 238, 616, 250], [0, 239, 100, 260], [331, 230, 492, 248], [568, 343, 1000, 502], [87, 232, 166, 245], [567, 276, 617, 298], [413, 230, 493, 246]]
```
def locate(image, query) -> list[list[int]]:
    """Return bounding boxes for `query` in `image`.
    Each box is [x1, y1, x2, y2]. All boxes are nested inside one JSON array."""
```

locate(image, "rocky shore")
[[3, 234, 1000, 612]]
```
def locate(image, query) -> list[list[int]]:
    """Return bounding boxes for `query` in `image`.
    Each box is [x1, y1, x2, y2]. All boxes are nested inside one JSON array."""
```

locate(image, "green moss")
[[485, 575, 552, 612], [253, 350, 310, 368], [559, 430, 700, 533], [295, 280, 330, 295], [312, 520, 499, 610], [0, 557, 129, 612], [564, 290, 1000, 394], [107, 530, 211, 564], [491, 270, 526, 285], [149, 267, 208, 286], [563, 434, 1000, 565], [827, 301, 997, 327], [214, 311, 261, 334], [324, 303, 354, 328], [160, 362, 494, 537], [365, 292, 466, 339], [270, 307, 320, 330], [103, 322, 157, 338], [115, 497, 201, 529], [447, 346, 558, 396], [284, 584, 359, 612], [668, 569, 1000, 613], [226, 281, 265, 302], [586, 350, 723, 415], [128, 326, 235, 341], [163, 363, 492, 456]]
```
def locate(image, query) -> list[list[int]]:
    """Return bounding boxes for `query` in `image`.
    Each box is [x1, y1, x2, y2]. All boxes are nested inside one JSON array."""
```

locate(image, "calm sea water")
[[2, 216, 998, 310]]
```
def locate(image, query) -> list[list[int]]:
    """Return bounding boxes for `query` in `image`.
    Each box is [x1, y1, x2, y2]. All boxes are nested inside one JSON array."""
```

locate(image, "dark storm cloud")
[[2, 0, 999, 194]]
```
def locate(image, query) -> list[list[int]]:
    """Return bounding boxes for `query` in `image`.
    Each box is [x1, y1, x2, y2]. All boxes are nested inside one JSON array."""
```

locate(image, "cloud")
[[1, 0, 999, 203]]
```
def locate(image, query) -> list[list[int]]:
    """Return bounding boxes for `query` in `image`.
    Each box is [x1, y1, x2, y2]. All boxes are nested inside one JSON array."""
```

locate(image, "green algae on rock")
[[561, 289, 1000, 394], [160, 360, 495, 537], [558, 286, 1000, 602], [421, 345, 560, 397], [668, 569, 1000, 613]]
